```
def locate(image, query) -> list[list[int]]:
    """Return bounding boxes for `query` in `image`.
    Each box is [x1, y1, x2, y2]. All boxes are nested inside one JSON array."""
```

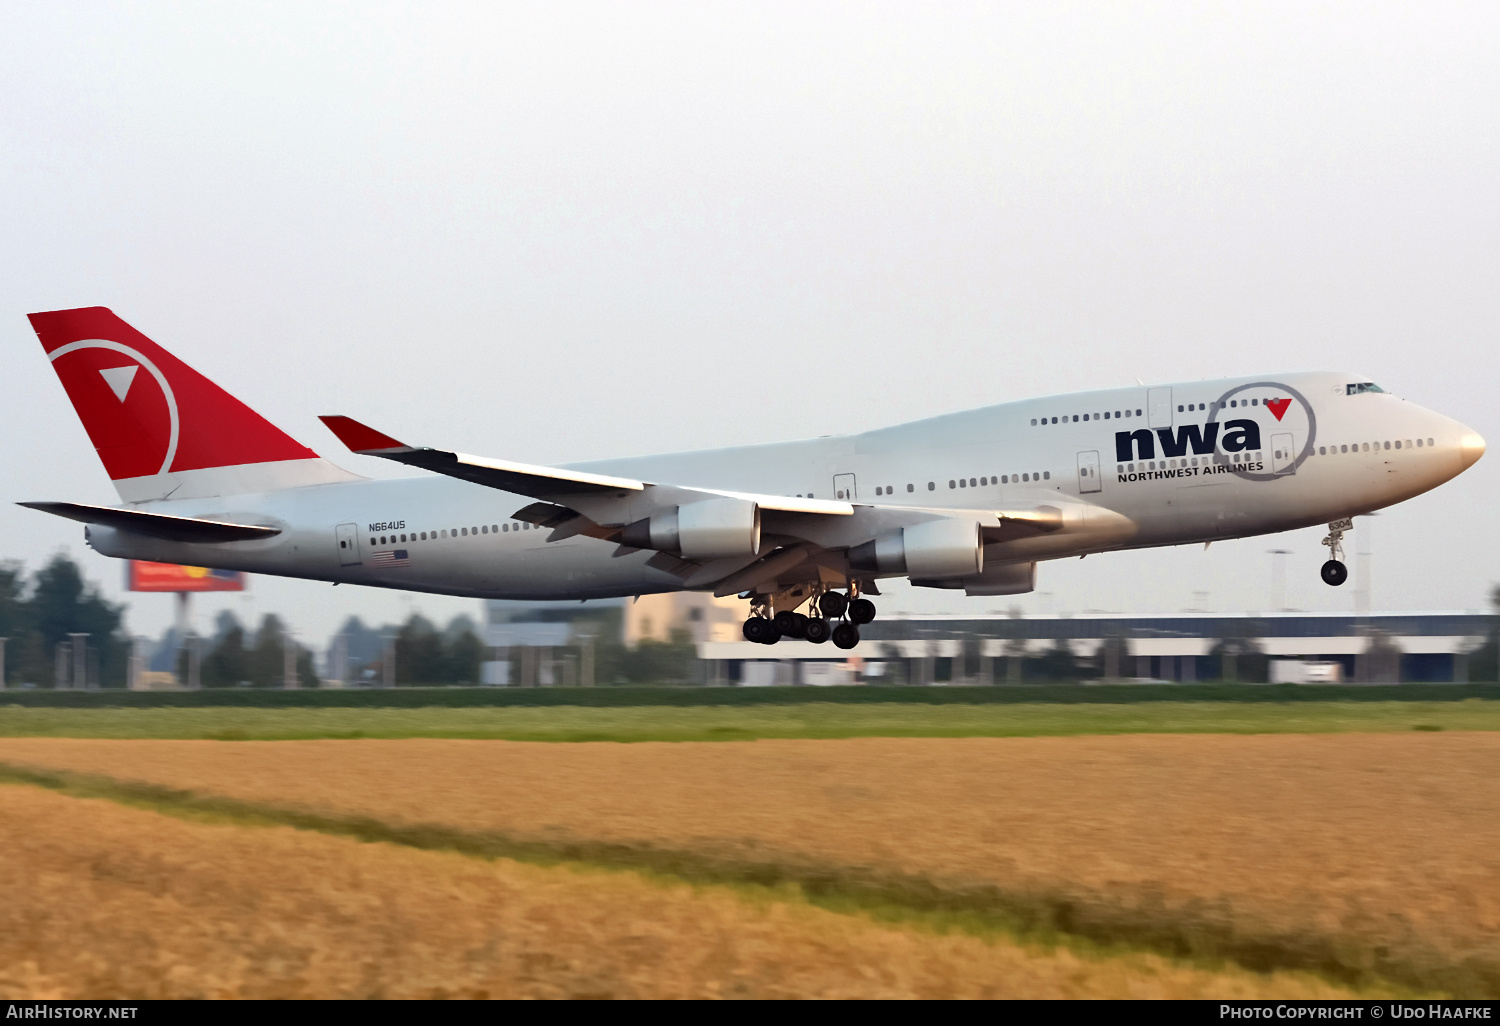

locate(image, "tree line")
[[0, 554, 128, 686]]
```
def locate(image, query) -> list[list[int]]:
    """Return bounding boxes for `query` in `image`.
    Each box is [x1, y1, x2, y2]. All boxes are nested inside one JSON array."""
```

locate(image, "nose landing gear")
[[1320, 519, 1351, 587]]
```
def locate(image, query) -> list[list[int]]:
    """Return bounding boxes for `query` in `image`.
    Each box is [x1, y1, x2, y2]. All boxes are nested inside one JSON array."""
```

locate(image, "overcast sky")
[[2, 2, 1497, 647]]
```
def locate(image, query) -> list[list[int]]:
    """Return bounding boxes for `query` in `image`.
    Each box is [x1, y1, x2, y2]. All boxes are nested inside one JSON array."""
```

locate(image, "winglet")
[[319, 415, 411, 454]]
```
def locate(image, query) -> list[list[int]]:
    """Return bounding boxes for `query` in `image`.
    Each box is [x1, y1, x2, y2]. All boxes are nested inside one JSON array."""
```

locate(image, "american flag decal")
[[369, 549, 411, 568]]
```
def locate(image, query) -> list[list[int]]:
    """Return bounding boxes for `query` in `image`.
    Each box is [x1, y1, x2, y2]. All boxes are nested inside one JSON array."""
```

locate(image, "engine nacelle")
[[621, 497, 761, 559], [848, 518, 983, 580], [958, 561, 1036, 596]]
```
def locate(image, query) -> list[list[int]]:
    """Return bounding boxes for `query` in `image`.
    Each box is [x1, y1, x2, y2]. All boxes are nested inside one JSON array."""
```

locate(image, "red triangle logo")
[[1266, 398, 1291, 421]]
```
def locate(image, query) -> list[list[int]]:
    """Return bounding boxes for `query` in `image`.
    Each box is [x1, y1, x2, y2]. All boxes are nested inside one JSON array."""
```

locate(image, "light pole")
[[283, 629, 299, 689], [69, 633, 89, 689], [1355, 514, 1377, 615], [1267, 549, 1292, 612]]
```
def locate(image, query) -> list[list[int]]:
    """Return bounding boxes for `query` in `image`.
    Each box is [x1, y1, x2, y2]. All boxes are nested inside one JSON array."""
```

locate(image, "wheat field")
[[1, 731, 1496, 994], [0, 784, 1377, 999]]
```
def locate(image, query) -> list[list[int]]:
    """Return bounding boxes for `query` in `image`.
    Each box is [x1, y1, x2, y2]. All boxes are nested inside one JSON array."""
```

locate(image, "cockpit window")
[[1347, 382, 1386, 395]]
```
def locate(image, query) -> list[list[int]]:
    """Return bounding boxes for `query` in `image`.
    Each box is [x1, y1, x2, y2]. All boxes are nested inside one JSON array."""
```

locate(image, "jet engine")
[[848, 518, 983, 579], [621, 497, 761, 559]]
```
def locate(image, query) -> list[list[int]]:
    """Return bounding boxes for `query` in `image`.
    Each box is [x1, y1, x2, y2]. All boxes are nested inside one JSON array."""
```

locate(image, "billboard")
[[126, 561, 246, 593]]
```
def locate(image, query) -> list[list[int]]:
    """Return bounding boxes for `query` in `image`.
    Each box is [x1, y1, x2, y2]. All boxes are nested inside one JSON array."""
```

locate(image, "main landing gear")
[[1320, 519, 1351, 587], [742, 588, 876, 649]]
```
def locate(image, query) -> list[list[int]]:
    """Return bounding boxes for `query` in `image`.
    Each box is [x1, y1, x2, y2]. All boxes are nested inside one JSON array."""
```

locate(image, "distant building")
[[623, 592, 745, 648], [698, 611, 1494, 685]]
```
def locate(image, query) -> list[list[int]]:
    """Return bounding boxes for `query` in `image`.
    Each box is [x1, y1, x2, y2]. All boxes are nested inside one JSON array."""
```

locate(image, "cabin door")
[[1148, 387, 1173, 428], [336, 522, 362, 566], [1271, 433, 1296, 475], [832, 473, 858, 501], [1077, 451, 1102, 494]]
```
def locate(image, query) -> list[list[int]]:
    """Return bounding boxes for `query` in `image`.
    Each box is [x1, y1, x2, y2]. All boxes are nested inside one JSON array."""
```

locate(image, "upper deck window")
[[1347, 382, 1386, 395]]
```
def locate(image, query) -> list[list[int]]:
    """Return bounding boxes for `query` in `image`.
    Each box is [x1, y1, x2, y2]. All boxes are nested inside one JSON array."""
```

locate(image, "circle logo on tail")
[[48, 340, 181, 478]]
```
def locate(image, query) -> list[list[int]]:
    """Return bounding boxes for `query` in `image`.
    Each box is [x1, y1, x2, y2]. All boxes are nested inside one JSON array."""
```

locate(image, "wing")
[[319, 415, 856, 522], [319, 415, 1131, 592]]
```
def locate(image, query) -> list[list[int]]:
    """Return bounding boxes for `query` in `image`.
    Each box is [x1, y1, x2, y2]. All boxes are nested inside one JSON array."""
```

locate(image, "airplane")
[[20, 306, 1486, 650]]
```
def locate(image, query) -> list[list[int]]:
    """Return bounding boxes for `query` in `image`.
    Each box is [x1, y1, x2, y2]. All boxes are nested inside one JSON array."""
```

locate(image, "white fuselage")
[[85, 371, 1481, 600]]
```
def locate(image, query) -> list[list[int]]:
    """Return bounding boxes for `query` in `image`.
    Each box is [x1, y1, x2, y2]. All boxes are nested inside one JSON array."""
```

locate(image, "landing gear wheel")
[[818, 592, 848, 619], [804, 617, 831, 644], [761, 623, 783, 645], [831, 623, 860, 650], [848, 598, 876, 625], [1320, 559, 1348, 587], [743, 617, 768, 643], [773, 611, 808, 638]]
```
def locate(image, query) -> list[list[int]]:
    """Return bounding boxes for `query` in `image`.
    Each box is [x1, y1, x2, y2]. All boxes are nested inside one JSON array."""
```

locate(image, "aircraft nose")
[[1461, 431, 1486, 470]]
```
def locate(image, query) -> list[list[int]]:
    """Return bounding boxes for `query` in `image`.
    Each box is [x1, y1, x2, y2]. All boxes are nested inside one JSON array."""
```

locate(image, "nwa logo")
[[1114, 381, 1316, 483]]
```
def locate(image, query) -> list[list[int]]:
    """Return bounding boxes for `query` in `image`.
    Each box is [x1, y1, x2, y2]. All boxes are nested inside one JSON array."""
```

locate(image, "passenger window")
[[1251, 398, 1259, 406], [906, 483, 914, 493], [949, 480, 956, 489], [1051, 417, 1058, 424], [1043, 471, 1050, 480], [980, 477, 988, 486], [1428, 438, 1434, 446], [1031, 419, 1037, 426], [1177, 405, 1184, 413], [368, 538, 375, 546], [1383, 441, 1390, 450], [1318, 447, 1325, 455], [1022, 473, 1029, 482], [1115, 410, 1122, 418], [928, 482, 935, 490], [1135, 409, 1142, 416]]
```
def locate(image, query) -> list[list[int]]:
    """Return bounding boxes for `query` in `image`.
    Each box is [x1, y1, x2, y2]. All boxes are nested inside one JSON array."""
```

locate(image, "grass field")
[[2, 698, 1498, 741], [6, 683, 1500, 708], [3, 731, 1497, 996]]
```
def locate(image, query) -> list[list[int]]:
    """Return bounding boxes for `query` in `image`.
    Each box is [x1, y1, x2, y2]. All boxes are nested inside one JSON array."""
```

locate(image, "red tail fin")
[[29, 307, 354, 501]]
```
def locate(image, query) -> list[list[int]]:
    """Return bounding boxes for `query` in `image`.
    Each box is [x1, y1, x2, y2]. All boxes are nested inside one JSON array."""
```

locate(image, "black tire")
[[774, 610, 807, 638], [819, 592, 848, 619], [743, 617, 767, 643], [804, 617, 831, 644], [762, 622, 783, 645], [831, 623, 860, 650], [848, 598, 876, 625], [1321, 559, 1349, 587]]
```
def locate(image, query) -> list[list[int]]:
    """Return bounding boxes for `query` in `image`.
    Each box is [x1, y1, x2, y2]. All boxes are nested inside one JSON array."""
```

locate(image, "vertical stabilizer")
[[28, 306, 359, 502]]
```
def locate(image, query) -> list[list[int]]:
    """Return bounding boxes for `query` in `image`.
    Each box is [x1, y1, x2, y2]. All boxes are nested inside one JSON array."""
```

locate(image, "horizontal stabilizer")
[[18, 501, 281, 543]]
